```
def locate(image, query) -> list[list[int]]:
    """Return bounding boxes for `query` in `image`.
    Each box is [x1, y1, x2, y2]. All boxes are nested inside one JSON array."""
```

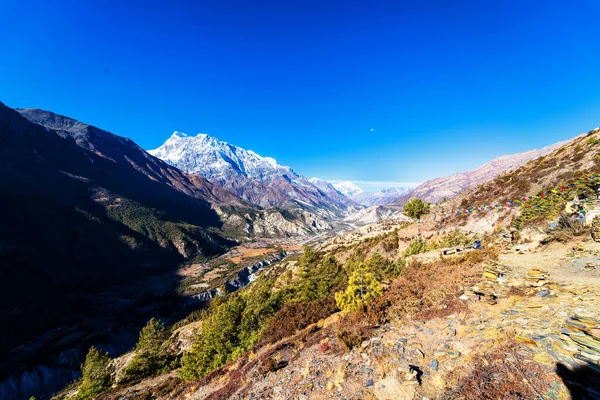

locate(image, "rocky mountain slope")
[[17, 109, 333, 237], [308, 177, 361, 208], [149, 133, 355, 216], [0, 104, 339, 399], [392, 136, 577, 206], [0, 103, 244, 392], [439, 127, 600, 234], [47, 124, 600, 400], [77, 221, 600, 400]]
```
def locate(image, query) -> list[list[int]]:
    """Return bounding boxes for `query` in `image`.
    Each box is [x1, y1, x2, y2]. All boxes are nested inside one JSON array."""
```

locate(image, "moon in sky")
[[370, 128, 374, 132]]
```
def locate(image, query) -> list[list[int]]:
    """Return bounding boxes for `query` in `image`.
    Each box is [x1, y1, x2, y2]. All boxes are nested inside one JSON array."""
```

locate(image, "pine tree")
[[335, 266, 382, 312], [75, 346, 113, 399], [122, 318, 173, 382], [403, 198, 430, 220]]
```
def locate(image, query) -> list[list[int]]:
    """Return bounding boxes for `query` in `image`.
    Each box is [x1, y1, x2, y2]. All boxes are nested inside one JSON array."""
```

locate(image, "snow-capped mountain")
[[332, 181, 364, 197], [351, 186, 415, 206], [309, 177, 362, 209], [149, 132, 290, 184], [149, 132, 351, 212]]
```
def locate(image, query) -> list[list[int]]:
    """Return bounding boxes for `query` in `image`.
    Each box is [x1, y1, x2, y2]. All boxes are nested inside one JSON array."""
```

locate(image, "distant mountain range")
[[391, 137, 577, 206], [332, 181, 364, 197], [325, 181, 415, 206], [351, 186, 415, 206], [149, 132, 361, 215]]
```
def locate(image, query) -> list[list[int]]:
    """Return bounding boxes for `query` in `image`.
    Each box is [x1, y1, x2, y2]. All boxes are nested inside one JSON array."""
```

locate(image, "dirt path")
[[499, 240, 600, 287]]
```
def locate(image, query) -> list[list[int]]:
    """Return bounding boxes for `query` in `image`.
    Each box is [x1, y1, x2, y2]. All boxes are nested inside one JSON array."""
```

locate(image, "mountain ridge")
[[392, 136, 578, 206], [149, 132, 358, 215]]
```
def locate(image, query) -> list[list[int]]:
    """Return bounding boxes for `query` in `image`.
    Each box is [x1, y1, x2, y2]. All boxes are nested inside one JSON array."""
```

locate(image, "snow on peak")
[[148, 132, 297, 184], [171, 131, 188, 139], [332, 181, 364, 197]]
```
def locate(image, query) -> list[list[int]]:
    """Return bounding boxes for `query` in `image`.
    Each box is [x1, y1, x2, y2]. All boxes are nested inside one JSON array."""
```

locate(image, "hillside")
[[50, 126, 600, 400], [392, 136, 576, 206], [0, 104, 341, 399], [65, 218, 600, 400], [1, 103, 263, 390], [439, 127, 600, 233]]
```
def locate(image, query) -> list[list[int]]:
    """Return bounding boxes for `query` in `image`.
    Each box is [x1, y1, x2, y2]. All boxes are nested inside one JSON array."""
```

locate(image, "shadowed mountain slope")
[[0, 104, 244, 364]]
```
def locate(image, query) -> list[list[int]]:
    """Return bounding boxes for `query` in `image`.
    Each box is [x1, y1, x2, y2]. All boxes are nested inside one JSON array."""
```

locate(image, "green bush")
[[403, 198, 431, 220], [121, 318, 178, 382], [403, 237, 429, 257], [179, 279, 282, 381], [74, 346, 113, 400], [293, 253, 346, 302], [335, 266, 382, 312], [365, 253, 402, 278], [438, 229, 473, 247]]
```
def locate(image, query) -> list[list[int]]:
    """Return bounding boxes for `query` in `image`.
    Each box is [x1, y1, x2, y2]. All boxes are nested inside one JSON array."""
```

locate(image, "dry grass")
[[443, 333, 558, 400], [260, 296, 338, 345], [441, 128, 600, 231]]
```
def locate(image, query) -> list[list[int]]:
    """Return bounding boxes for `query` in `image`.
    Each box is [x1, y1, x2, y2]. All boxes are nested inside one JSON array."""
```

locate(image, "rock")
[[430, 359, 438, 372], [482, 263, 509, 283], [526, 268, 550, 287], [433, 350, 447, 359], [551, 314, 600, 365], [366, 379, 374, 387], [459, 294, 469, 300], [537, 289, 551, 298]]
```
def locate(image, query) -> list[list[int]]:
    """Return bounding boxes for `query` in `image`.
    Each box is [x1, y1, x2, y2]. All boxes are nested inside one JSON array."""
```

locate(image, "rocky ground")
[[97, 235, 600, 400], [212, 240, 600, 400]]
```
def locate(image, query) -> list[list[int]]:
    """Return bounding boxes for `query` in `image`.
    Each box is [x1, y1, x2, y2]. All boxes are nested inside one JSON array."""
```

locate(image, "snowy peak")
[[148, 131, 292, 182], [149, 132, 352, 212], [332, 181, 364, 197], [171, 131, 188, 139]]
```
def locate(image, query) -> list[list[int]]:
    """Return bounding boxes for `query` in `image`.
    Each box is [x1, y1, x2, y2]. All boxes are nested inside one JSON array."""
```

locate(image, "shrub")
[[335, 312, 370, 351], [121, 318, 178, 382], [444, 335, 555, 399], [438, 229, 473, 247], [365, 253, 402, 278], [403, 237, 429, 256], [180, 278, 282, 381], [260, 296, 338, 344], [403, 198, 431, 220], [74, 346, 113, 400], [335, 266, 382, 312], [294, 254, 346, 302]]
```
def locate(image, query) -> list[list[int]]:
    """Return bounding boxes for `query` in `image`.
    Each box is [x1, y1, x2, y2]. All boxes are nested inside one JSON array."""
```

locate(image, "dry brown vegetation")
[[444, 334, 557, 400], [442, 128, 600, 229], [260, 295, 338, 345], [334, 247, 497, 352]]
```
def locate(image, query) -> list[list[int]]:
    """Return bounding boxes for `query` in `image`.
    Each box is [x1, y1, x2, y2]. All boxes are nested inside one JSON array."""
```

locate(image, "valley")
[[3, 3, 600, 399], [1, 106, 599, 400]]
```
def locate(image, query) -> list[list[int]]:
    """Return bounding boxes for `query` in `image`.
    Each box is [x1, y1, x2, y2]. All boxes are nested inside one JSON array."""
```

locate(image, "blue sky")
[[2, 1, 600, 189]]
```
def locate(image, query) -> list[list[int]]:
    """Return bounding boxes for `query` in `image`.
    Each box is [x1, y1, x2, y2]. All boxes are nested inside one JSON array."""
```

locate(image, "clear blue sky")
[[2, 0, 600, 188]]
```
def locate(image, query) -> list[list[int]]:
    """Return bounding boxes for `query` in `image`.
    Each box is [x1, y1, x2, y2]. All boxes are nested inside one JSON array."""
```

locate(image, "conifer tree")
[[335, 266, 382, 312], [75, 346, 113, 399]]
